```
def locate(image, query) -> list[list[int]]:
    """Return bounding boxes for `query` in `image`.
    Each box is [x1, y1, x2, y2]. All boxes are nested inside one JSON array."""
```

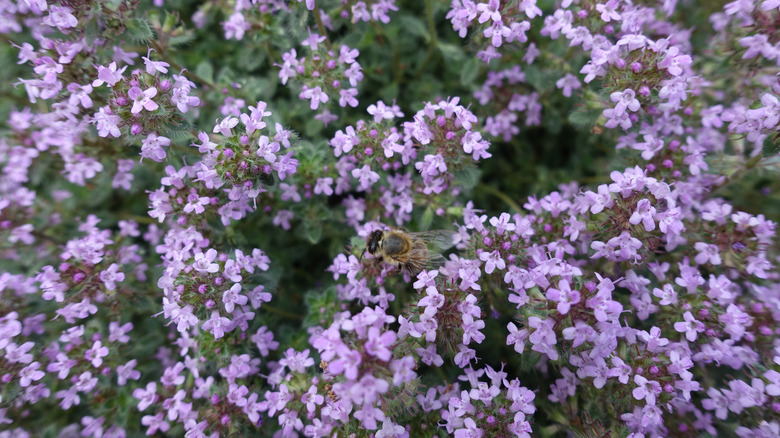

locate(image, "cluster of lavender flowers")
[[1, 0, 779, 437]]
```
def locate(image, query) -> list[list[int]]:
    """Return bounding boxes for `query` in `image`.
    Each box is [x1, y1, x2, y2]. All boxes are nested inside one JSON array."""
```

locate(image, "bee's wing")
[[407, 230, 457, 253], [395, 246, 430, 277], [400, 239, 451, 277]]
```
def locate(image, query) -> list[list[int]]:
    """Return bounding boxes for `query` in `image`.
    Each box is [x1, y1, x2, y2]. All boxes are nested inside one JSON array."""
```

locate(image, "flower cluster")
[[278, 33, 363, 114]]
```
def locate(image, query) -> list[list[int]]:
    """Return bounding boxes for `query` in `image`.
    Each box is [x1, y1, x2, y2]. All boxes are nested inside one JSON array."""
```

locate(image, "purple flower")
[[478, 250, 505, 274], [132, 382, 158, 411], [128, 86, 159, 114], [44, 6, 79, 30], [454, 417, 482, 438], [300, 85, 329, 110], [116, 359, 141, 386], [674, 311, 704, 342], [658, 46, 692, 76], [99, 263, 125, 290], [93, 62, 126, 87], [201, 311, 232, 339], [629, 199, 656, 231], [632, 374, 661, 405], [142, 49, 170, 74], [556, 73, 581, 97], [193, 249, 219, 273], [222, 283, 247, 313], [610, 89, 641, 117], [545, 280, 581, 315], [19, 362, 45, 387], [141, 412, 170, 435], [694, 242, 722, 265], [85, 340, 109, 367], [297, 385, 323, 414], [652, 284, 677, 306]]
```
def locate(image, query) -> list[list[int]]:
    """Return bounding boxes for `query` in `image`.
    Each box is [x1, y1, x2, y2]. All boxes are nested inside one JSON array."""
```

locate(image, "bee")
[[363, 227, 457, 276]]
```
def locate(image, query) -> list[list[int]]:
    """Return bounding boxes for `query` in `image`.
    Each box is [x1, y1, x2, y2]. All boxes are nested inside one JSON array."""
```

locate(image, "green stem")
[[413, 0, 438, 79], [262, 303, 304, 321], [477, 183, 523, 213], [313, 5, 332, 51], [711, 153, 764, 193]]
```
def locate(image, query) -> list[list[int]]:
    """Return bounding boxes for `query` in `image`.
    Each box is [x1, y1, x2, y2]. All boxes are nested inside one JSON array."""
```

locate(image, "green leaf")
[[419, 206, 434, 231], [84, 18, 99, 42], [568, 108, 600, 128], [126, 18, 154, 43], [761, 135, 780, 158], [380, 81, 399, 103], [304, 218, 323, 244], [170, 33, 196, 48], [437, 42, 466, 62], [454, 166, 481, 190], [105, 0, 123, 10], [524, 65, 555, 92], [398, 16, 428, 40], [163, 11, 178, 32], [460, 57, 481, 86], [195, 61, 214, 85]]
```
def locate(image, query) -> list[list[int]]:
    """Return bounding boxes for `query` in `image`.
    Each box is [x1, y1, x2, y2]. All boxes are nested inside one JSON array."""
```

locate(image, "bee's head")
[[366, 230, 383, 255]]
